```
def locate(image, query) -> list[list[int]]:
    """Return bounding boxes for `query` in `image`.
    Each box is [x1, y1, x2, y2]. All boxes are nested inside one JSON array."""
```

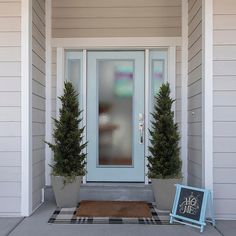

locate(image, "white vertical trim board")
[[168, 46, 176, 115], [144, 49, 150, 185], [21, 0, 33, 216], [45, 0, 52, 186], [202, 0, 213, 191], [56, 48, 65, 119], [41, 188, 45, 203], [181, 0, 188, 185], [82, 49, 87, 184]]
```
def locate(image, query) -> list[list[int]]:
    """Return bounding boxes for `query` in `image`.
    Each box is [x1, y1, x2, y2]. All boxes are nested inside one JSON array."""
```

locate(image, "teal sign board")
[[170, 184, 215, 233]]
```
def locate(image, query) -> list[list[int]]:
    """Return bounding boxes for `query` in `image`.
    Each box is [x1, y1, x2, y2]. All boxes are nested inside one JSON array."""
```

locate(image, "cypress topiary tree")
[[46, 81, 87, 183], [147, 83, 182, 179]]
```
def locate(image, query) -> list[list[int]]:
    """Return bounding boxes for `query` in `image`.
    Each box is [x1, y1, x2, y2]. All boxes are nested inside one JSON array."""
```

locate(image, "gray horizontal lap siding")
[[52, 0, 181, 38], [213, 0, 236, 219], [187, 0, 203, 188], [0, 0, 21, 215], [32, 0, 46, 211]]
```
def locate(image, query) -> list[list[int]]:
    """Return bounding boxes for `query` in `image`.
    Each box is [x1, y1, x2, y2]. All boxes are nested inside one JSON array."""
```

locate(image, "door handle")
[[139, 113, 144, 144]]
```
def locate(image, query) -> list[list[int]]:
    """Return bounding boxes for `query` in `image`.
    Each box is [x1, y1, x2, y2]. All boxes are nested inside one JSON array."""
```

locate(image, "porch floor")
[[0, 187, 233, 236]]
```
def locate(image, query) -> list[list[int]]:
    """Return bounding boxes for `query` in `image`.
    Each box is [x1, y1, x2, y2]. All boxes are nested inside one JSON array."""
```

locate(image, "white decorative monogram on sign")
[[179, 192, 200, 215]]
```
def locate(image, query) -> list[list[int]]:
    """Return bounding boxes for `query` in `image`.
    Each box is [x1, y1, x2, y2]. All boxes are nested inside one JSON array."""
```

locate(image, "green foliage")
[[46, 81, 87, 183], [147, 83, 182, 179]]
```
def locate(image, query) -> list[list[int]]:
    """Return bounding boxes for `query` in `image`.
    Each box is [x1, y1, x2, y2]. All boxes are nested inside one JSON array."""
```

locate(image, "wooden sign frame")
[[170, 184, 215, 232]]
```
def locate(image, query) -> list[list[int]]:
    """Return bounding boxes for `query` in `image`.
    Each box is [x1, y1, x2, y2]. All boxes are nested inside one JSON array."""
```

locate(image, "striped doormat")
[[48, 202, 175, 225]]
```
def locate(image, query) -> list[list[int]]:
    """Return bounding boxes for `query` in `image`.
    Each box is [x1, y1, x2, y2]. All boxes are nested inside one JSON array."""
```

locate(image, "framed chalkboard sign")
[[170, 184, 215, 233]]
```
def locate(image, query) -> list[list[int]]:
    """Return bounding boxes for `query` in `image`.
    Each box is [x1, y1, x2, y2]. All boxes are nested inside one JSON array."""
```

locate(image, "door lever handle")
[[139, 113, 144, 144]]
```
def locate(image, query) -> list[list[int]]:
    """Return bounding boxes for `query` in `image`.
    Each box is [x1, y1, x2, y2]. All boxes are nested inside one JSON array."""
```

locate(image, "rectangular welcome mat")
[[76, 201, 152, 218], [48, 201, 176, 225]]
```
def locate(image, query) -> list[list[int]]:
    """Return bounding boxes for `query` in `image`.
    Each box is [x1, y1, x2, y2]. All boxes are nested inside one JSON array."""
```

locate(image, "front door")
[[87, 51, 145, 182]]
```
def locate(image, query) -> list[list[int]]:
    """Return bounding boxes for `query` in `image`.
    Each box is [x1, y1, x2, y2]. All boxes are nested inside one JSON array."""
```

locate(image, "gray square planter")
[[151, 178, 182, 211], [51, 175, 82, 208]]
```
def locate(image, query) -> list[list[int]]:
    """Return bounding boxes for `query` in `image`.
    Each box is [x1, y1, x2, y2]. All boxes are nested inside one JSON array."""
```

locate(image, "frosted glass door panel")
[[98, 61, 133, 166]]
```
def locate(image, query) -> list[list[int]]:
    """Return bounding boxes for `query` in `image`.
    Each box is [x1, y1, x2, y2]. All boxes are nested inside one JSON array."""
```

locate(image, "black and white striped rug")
[[48, 202, 175, 225]]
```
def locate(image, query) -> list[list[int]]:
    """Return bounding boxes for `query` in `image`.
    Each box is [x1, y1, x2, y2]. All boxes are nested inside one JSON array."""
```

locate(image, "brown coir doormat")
[[76, 201, 152, 218]]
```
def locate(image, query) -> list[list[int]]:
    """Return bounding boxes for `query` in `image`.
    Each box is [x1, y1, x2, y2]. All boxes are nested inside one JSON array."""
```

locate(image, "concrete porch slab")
[[215, 220, 236, 236], [6, 187, 222, 236], [0, 187, 233, 236], [0, 218, 22, 236]]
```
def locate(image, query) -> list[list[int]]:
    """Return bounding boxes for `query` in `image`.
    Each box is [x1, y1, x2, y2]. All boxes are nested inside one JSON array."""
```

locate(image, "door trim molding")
[[144, 49, 150, 185], [168, 46, 176, 114], [82, 50, 87, 183], [52, 37, 181, 49], [56, 48, 64, 118], [52, 37, 182, 184]]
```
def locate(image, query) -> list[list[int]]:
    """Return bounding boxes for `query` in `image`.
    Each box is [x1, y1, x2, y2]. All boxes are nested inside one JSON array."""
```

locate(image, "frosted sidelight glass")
[[150, 50, 168, 111], [152, 60, 165, 96], [65, 51, 83, 105]]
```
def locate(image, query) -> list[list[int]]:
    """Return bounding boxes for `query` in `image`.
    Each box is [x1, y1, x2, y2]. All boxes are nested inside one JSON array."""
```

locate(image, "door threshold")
[[82, 182, 149, 187], [80, 183, 154, 201]]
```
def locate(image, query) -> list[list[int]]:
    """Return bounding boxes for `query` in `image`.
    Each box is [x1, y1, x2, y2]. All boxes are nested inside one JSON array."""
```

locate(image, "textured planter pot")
[[151, 178, 182, 211], [51, 175, 82, 208]]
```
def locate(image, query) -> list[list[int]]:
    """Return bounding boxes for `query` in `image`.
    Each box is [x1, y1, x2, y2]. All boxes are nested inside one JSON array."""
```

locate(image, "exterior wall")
[[187, 0, 203, 188], [32, 0, 45, 210], [213, 0, 236, 219], [51, 0, 181, 38], [0, 0, 21, 215]]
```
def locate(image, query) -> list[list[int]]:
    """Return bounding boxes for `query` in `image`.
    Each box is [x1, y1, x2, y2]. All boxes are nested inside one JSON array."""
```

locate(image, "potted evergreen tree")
[[147, 83, 182, 211], [46, 81, 87, 207]]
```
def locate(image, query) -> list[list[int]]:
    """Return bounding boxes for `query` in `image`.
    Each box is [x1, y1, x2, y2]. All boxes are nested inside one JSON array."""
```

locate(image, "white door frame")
[[47, 37, 182, 184]]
